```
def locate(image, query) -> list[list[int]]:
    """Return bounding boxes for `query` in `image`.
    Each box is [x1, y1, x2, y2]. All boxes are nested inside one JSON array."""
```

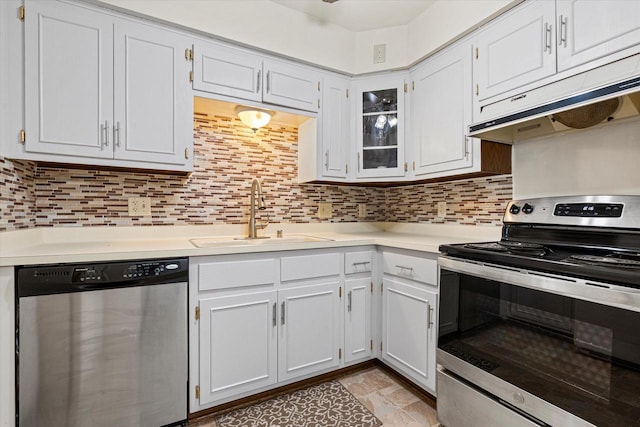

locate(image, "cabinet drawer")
[[281, 253, 340, 282], [198, 259, 277, 291], [344, 251, 373, 274], [382, 252, 437, 285]]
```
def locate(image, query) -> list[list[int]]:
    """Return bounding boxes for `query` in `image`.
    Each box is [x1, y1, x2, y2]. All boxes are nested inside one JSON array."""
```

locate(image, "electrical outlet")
[[318, 202, 333, 219], [128, 197, 151, 216], [358, 203, 367, 218], [437, 201, 447, 219], [373, 44, 386, 64]]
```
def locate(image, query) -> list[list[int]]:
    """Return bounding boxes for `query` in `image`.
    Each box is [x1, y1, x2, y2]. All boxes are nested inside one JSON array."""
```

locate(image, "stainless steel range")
[[437, 196, 640, 427]]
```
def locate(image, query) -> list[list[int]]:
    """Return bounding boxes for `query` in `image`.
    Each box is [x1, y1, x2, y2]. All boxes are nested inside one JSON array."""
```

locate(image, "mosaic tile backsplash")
[[0, 112, 512, 232]]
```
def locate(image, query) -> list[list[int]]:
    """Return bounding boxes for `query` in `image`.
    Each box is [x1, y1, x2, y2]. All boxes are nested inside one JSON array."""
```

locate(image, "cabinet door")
[[381, 277, 436, 391], [345, 277, 372, 363], [192, 42, 263, 102], [24, 0, 113, 158], [355, 78, 406, 178], [411, 42, 474, 176], [475, 0, 556, 101], [263, 59, 320, 112], [199, 291, 278, 405], [320, 75, 350, 179], [556, 0, 640, 72], [113, 20, 193, 167], [278, 282, 341, 381]]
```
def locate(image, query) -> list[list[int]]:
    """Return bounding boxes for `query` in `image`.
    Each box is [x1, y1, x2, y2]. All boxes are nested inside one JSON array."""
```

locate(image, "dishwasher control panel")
[[18, 258, 188, 297]]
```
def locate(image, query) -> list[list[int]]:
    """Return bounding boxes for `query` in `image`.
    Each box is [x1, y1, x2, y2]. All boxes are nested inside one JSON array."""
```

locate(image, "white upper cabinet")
[[192, 43, 319, 113], [263, 59, 320, 113], [354, 75, 406, 179], [23, 0, 193, 171], [556, 0, 640, 72], [320, 75, 350, 179], [25, 0, 114, 159], [475, 0, 557, 101], [113, 20, 193, 166], [410, 41, 474, 177], [192, 42, 263, 102]]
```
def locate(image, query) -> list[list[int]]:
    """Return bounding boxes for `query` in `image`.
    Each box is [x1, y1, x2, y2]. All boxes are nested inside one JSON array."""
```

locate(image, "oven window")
[[439, 269, 640, 426]]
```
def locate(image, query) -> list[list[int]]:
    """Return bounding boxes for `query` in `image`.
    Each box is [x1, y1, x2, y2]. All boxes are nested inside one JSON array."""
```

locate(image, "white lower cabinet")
[[198, 291, 278, 405], [344, 277, 372, 363], [381, 277, 437, 392], [278, 282, 341, 381]]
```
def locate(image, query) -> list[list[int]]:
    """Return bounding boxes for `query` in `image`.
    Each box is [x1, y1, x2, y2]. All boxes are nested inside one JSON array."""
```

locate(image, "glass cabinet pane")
[[363, 148, 398, 169], [363, 114, 398, 148], [362, 88, 398, 113]]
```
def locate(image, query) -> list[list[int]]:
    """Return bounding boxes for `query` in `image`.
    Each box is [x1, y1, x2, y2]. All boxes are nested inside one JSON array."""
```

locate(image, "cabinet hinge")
[[18, 6, 24, 21], [404, 162, 408, 172], [370, 340, 373, 351], [412, 161, 415, 171], [370, 282, 373, 293], [403, 83, 408, 93], [317, 81, 321, 91], [195, 385, 200, 399], [185, 48, 193, 61], [381, 282, 383, 293], [317, 99, 320, 108], [339, 287, 342, 298], [195, 306, 200, 321], [412, 81, 415, 91], [19, 129, 25, 144], [185, 147, 190, 160], [189, 70, 194, 83], [345, 164, 348, 174], [380, 342, 383, 352], [339, 348, 342, 359], [346, 88, 349, 98], [475, 47, 479, 60], [476, 83, 479, 96]]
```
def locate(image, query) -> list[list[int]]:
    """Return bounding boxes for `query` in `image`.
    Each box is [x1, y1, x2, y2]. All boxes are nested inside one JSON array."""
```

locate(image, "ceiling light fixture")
[[235, 106, 274, 133], [321, 0, 339, 3]]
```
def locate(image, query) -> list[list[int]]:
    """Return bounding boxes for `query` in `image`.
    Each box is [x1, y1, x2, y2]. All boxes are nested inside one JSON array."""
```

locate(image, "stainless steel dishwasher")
[[16, 258, 188, 427]]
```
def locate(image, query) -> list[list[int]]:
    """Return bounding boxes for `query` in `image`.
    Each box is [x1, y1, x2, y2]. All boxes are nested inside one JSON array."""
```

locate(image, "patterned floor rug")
[[215, 380, 382, 427]]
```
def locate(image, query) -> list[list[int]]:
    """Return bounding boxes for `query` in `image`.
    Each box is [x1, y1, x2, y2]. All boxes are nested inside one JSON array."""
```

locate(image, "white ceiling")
[[269, 0, 436, 32]]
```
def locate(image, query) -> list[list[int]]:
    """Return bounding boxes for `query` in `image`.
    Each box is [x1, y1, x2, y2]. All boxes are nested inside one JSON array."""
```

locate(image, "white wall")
[[407, 0, 515, 65], [98, 0, 356, 72], [97, 0, 513, 74], [512, 119, 640, 199]]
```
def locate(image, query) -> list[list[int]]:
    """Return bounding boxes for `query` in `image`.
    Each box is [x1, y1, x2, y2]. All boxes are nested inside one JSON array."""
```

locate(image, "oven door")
[[438, 256, 640, 427]]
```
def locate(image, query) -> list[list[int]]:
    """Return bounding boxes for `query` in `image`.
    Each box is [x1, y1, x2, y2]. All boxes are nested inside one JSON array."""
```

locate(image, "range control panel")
[[554, 203, 623, 218]]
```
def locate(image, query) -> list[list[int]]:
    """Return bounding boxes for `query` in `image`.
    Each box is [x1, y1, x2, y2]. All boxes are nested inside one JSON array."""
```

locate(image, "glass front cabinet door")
[[354, 76, 406, 179]]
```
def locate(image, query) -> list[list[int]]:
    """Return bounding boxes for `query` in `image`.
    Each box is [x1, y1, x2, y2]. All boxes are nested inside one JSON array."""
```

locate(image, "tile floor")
[[190, 366, 440, 426]]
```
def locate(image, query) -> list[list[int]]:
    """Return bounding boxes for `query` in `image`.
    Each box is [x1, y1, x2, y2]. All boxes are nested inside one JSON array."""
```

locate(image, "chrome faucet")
[[248, 177, 267, 239]]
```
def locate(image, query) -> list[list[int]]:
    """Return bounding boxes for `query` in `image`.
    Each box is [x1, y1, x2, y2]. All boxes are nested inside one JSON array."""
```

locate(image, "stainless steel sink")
[[190, 235, 333, 248]]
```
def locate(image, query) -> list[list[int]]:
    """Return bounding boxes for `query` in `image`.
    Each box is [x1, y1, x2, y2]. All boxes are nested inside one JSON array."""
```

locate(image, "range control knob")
[[522, 203, 534, 214], [509, 204, 521, 214]]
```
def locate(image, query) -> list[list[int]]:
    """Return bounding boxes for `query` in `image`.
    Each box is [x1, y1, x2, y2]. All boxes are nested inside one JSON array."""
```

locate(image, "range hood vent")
[[469, 55, 640, 144]]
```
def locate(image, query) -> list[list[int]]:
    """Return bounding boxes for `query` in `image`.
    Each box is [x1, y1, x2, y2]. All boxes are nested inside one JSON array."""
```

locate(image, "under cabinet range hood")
[[470, 54, 640, 144]]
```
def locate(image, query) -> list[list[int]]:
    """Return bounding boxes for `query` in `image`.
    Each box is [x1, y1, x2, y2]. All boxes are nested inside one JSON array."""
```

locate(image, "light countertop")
[[0, 222, 502, 267]]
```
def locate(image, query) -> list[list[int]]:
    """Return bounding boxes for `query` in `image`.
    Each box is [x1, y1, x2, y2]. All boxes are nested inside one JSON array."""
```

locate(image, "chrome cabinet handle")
[[428, 304, 434, 329], [272, 302, 276, 327], [114, 122, 121, 147], [281, 301, 285, 325], [352, 261, 371, 267], [544, 22, 552, 53], [325, 150, 329, 170], [464, 137, 469, 160], [347, 291, 352, 312], [396, 265, 413, 272], [559, 15, 568, 47], [266, 71, 270, 93], [101, 120, 109, 148], [257, 70, 261, 93]]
